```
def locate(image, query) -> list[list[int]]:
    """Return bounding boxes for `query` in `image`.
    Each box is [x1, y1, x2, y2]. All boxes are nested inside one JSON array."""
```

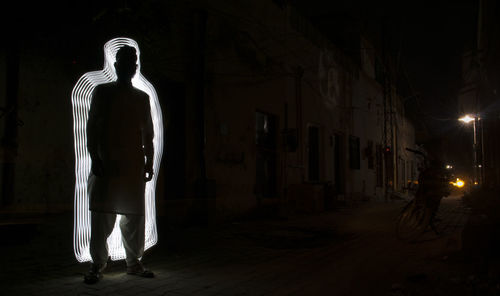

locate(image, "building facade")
[[0, 0, 420, 222]]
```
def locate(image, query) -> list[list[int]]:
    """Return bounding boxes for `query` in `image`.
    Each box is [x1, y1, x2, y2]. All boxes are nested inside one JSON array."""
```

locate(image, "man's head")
[[114, 46, 137, 83]]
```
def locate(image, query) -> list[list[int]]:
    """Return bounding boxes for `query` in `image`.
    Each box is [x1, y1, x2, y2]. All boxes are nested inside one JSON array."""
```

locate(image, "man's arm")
[[87, 87, 103, 176], [142, 96, 154, 182]]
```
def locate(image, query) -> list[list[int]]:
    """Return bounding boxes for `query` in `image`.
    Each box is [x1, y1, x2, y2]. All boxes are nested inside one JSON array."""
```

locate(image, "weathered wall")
[[1, 0, 418, 222]]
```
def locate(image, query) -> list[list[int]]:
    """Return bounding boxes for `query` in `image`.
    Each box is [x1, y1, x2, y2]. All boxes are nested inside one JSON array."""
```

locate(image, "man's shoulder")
[[130, 88, 150, 107], [93, 83, 149, 103], [131, 87, 149, 100], [93, 83, 115, 95]]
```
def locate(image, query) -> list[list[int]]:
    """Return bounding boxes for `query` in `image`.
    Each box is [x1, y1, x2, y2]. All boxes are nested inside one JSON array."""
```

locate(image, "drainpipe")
[[295, 66, 304, 182], [193, 9, 208, 198], [2, 38, 19, 206]]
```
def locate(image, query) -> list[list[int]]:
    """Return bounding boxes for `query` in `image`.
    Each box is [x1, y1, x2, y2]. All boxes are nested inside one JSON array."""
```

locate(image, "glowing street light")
[[450, 178, 465, 188], [459, 114, 483, 187], [459, 114, 475, 123]]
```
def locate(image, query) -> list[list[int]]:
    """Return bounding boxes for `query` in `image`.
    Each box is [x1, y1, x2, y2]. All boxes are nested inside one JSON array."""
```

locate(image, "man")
[[84, 45, 154, 284], [415, 158, 451, 233]]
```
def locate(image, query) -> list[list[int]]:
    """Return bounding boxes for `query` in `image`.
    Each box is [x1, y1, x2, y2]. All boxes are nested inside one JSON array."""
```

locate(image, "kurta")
[[87, 82, 154, 215]]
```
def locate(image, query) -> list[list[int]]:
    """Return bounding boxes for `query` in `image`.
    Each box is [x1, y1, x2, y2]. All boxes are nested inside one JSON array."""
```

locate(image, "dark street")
[[1, 194, 480, 295]]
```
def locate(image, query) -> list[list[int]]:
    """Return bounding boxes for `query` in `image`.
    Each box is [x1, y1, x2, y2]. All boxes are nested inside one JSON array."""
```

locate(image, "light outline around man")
[[71, 37, 163, 265]]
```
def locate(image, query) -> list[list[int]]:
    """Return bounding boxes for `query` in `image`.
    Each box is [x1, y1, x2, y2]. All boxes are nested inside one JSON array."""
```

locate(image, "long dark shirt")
[[87, 82, 154, 215]]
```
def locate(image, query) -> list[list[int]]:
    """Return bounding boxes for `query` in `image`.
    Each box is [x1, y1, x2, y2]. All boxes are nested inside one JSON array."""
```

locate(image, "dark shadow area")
[[0, 223, 39, 246], [461, 188, 500, 276], [0, 213, 75, 286], [233, 226, 356, 250]]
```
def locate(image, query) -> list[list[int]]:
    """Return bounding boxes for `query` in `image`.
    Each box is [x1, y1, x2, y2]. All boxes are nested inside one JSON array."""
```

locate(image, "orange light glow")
[[451, 178, 465, 188]]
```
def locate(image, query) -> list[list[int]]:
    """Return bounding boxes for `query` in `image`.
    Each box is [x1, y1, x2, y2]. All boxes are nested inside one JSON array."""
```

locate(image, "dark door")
[[333, 133, 344, 194], [255, 111, 277, 198], [308, 126, 320, 181]]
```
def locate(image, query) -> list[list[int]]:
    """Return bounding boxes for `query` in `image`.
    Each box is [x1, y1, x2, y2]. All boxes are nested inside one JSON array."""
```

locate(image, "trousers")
[[89, 212, 145, 267]]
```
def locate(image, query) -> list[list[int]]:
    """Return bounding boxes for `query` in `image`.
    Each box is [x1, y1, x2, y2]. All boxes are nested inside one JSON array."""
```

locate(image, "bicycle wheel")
[[396, 200, 431, 242]]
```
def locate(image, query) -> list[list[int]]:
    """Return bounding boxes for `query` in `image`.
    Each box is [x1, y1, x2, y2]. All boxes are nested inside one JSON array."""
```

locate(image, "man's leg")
[[120, 214, 153, 277], [85, 212, 116, 284], [90, 212, 117, 265], [119, 214, 145, 266]]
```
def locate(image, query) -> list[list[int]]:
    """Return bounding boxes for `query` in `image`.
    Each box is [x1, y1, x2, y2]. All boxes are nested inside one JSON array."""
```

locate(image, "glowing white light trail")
[[72, 37, 163, 262]]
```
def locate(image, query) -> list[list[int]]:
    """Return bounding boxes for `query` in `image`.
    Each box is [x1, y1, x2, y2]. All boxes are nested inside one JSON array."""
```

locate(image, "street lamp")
[[459, 114, 475, 124], [459, 114, 483, 186]]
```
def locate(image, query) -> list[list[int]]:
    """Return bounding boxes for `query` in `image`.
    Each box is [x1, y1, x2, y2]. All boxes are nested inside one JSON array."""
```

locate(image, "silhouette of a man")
[[415, 159, 450, 233], [84, 45, 154, 284]]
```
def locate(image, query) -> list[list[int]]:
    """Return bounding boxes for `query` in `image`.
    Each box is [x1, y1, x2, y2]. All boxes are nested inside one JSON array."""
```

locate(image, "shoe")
[[84, 263, 107, 284], [126, 261, 154, 278]]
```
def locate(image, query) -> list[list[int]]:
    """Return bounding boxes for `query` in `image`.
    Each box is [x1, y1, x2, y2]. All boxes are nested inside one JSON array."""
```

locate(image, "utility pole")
[[193, 9, 208, 198], [382, 19, 394, 201]]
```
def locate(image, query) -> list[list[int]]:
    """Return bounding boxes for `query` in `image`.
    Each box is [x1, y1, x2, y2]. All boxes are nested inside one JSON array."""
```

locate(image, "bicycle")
[[396, 198, 435, 242], [396, 148, 451, 242]]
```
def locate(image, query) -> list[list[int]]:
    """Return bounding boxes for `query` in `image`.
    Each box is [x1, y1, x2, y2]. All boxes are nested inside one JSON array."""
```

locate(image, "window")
[[256, 111, 277, 149], [349, 136, 360, 170], [376, 145, 383, 187], [308, 126, 320, 181], [333, 133, 345, 194], [255, 111, 277, 198]]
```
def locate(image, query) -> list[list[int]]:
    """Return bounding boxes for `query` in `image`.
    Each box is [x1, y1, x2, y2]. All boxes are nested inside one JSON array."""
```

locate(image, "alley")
[[1, 1, 495, 295], [0, 195, 472, 296]]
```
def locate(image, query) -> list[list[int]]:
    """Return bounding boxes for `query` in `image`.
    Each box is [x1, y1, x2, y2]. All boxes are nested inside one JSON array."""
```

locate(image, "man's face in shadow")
[[114, 46, 138, 83]]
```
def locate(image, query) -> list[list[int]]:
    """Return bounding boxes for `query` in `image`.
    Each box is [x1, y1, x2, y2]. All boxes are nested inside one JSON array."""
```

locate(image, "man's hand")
[[91, 158, 104, 177], [144, 163, 153, 182]]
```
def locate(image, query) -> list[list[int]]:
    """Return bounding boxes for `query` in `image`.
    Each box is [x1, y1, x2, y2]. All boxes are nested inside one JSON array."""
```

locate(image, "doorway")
[[332, 133, 344, 194], [308, 126, 320, 182], [255, 111, 278, 198]]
